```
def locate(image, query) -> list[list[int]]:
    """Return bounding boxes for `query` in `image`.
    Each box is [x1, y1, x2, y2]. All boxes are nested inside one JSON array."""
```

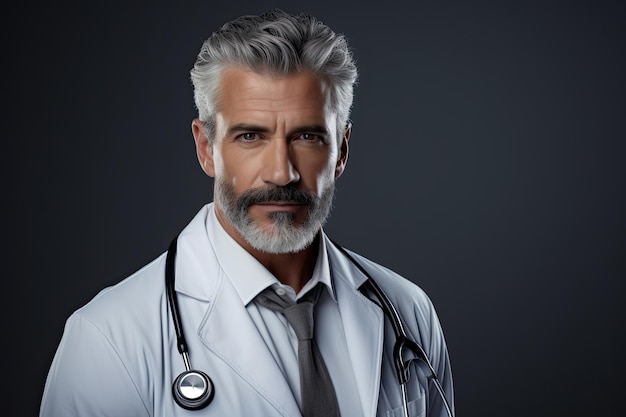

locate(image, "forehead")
[[215, 67, 333, 125]]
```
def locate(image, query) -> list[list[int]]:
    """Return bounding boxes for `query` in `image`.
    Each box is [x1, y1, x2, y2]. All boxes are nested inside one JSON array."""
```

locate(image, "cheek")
[[214, 149, 261, 189], [297, 146, 338, 182], [318, 166, 337, 189], [211, 149, 237, 189], [304, 159, 338, 194]]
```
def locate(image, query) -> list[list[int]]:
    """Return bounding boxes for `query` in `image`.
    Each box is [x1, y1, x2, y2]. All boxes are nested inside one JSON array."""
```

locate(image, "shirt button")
[[275, 287, 286, 296]]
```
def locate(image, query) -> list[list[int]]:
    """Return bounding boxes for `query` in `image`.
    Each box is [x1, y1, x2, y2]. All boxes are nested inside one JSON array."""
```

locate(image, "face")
[[192, 67, 350, 254]]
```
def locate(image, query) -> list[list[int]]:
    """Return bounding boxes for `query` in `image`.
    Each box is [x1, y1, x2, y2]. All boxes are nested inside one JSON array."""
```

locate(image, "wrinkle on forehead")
[[213, 67, 336, 138], [216, 67, 332, 114]]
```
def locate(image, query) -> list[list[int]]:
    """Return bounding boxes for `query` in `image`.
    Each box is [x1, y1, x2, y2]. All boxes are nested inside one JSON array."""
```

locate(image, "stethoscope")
[[165, 234, 454, 417]]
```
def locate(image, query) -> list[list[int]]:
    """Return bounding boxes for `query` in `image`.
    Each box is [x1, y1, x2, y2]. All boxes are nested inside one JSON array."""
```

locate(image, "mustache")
[[235, 186, 317, 210]]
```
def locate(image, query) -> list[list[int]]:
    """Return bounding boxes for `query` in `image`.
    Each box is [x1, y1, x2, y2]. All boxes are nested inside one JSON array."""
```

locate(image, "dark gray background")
[[7, 1, 624, 416]]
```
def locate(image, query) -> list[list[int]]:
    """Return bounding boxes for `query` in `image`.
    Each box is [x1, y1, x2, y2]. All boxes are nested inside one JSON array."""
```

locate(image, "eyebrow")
[[293, 125, 331, 136], [227, 123, 330, 137], [227, 124, 270, 135]]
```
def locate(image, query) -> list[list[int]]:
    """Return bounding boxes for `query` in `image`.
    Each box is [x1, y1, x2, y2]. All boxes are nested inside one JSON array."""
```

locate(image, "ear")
[[334, 121, 351, 179], [192, 119, 215, 178]]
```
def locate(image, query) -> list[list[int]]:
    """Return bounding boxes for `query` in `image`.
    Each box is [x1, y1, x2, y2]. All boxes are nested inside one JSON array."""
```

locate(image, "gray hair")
[[190, 8, 358, 144]]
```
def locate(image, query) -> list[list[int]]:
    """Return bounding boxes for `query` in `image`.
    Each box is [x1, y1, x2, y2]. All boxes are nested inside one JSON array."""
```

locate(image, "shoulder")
[[71, 252, 168, 340], [332, 246, 445, 346], [41, 254, 169, 416], [340, 248, 435, 312]]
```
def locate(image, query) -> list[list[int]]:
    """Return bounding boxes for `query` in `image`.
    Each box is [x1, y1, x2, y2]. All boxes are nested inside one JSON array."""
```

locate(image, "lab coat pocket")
[[385, 395, 426, 417]]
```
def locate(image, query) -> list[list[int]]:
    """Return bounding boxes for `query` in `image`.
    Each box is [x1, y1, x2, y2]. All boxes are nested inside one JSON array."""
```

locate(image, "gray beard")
[[214, 178, 335, 254]]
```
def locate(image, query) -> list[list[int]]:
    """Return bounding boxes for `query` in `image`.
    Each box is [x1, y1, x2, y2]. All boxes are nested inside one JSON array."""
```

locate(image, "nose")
[[261, 139, 300, 186]]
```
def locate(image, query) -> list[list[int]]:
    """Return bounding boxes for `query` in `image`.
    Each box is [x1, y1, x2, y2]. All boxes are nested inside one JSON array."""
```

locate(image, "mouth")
[[256, 200, 305, 206], [253, 201, 306, 212]]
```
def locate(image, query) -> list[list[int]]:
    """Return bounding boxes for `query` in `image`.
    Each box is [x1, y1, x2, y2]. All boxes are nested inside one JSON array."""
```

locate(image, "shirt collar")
[[206, 204, 336, 305]]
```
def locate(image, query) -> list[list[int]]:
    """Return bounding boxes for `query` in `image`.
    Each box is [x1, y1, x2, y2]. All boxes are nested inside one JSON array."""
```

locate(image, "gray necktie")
[[256, 284, 340, 417]]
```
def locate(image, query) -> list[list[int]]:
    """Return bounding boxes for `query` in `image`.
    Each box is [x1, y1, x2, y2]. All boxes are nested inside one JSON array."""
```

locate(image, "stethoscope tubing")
[[329, 238, 454, 417], [166, 235, 188, 357]]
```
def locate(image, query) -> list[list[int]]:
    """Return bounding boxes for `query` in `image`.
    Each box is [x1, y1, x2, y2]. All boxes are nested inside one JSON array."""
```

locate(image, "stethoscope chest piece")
[[172, 369, 214, 410]]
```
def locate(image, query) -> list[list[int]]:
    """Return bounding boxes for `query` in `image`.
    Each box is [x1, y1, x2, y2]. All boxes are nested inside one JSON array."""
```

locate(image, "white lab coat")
[[40, 204, 454, 417]]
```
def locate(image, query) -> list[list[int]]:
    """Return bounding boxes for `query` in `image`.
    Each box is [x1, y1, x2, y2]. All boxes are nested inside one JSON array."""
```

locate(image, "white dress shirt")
[[207, 206, 364, 416]]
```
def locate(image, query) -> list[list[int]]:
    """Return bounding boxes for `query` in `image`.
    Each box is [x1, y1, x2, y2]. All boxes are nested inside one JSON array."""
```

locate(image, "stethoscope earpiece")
[[172, 369, 214, 410]]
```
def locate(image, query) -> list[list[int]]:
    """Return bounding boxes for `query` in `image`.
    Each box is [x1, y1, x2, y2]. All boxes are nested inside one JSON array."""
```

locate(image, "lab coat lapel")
[[327, 237, 385, 417], [175, 207, 300, 417], [197, 278, 300, 416]]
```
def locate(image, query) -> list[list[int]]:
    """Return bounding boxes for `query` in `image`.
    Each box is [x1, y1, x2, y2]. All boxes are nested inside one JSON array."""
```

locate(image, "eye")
[[237, 132, 261, 141], [297, 133, 325, 142]]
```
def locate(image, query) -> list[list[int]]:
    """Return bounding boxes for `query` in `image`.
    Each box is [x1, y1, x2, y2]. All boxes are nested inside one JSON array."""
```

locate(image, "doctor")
[[40, 9, 454, 417]]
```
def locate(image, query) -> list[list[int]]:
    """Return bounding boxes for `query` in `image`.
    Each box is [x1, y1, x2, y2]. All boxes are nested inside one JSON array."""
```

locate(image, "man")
[[40, 9, 454, 417]]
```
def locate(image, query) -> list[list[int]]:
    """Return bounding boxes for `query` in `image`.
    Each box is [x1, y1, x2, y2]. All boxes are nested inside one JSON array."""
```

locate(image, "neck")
[[252, 237, 319, 293], [215, 207, 320, 294]]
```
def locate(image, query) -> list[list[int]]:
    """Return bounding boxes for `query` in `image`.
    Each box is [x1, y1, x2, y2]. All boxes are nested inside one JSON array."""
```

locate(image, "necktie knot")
[[283, 301, 314, 341], [256, 285, 321, 341]]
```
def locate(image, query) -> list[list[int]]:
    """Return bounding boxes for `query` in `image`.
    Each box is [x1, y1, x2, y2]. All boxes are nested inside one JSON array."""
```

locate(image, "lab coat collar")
[[205, 204, 335, 305], [172, 205, 218, 302]]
